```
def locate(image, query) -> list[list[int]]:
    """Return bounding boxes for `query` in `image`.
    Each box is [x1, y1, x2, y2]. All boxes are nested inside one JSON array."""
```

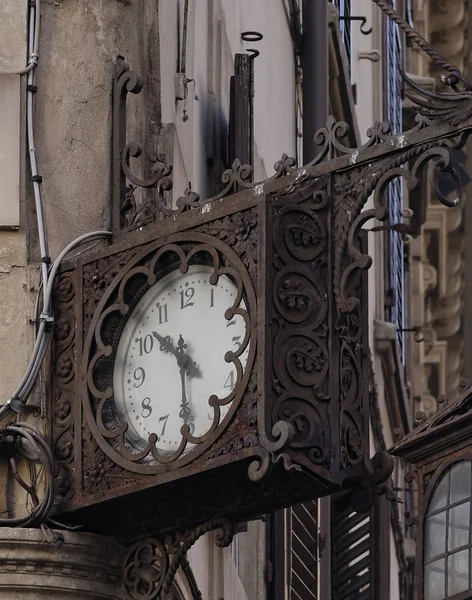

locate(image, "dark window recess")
[[330, 0, 352, 68], [268, 501, 318, 600], [228, 53, 254, 171], [384, 0, 405, 361]]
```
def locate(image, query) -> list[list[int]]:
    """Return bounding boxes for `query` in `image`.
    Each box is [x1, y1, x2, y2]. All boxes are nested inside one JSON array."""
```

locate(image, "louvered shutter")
[[331, 495, 390, 600], [332, 500, 373, 600], [268, 501, 318, 600], [289, 501, 318, 600]]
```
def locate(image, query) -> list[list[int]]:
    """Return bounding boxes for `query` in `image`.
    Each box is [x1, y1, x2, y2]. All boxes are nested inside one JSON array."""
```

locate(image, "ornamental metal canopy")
[[46, 2, 472, 598]]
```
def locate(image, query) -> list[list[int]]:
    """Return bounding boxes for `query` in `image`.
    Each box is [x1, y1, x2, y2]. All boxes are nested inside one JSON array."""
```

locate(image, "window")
[[424, 461, 472, 600], [384, 0, 405, 361], [331, 0, 352, 68]]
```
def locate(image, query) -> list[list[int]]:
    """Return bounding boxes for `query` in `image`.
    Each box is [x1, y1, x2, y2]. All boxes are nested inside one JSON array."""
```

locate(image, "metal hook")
[[397, 327, 424, 343], [246, 49, 260, 60], [241, 31, 263, 60], [339, 16, 373, 35]]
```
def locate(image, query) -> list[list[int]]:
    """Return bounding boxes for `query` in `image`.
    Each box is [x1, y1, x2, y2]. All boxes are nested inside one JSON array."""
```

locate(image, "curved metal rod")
[[339, 16, 373, 36], [247, 49, 260, 59], [371, 0, 472, 90]]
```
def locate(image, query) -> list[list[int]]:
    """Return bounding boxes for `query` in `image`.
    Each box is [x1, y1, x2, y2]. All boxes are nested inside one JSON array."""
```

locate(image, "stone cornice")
[[0, 528, 124, 599]]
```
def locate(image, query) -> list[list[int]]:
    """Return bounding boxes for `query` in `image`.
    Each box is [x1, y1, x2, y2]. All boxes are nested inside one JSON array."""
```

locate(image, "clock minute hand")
[[178, 359, 192, 426], [175, 335, 195, 431], [152, 332, 196, 430]]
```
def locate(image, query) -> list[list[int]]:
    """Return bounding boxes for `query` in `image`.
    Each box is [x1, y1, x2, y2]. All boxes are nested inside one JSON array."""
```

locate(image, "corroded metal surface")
[[123, 518, 233, 600]]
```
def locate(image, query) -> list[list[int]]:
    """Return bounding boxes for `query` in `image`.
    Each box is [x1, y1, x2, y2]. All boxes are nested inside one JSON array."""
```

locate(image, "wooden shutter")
[[268, 501, 318, 600], [289, 501, 318, 600], [332, 499, 373, 600], [331, 495, 390, 600]]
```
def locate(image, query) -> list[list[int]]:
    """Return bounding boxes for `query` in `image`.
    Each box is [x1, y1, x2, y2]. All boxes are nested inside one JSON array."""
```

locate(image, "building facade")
[[0, 0, 470, 599]]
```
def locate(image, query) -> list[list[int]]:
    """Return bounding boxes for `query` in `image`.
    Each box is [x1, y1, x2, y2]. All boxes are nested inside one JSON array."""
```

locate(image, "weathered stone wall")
[[0, 527, 124, 599]]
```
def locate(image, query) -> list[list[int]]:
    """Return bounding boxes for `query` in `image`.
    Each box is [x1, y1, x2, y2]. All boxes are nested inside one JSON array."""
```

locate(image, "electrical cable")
[[0, 0, 40, 76], [0, 422, 54, 527], [25, 0, 50, 307], [0, 231, 112, 421], [0, 0, 112, 533], [0, 0, 41, 75]]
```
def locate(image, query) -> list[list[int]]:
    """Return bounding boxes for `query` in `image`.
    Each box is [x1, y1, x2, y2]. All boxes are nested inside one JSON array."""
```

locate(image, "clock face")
[[113, 264, 249, 456]]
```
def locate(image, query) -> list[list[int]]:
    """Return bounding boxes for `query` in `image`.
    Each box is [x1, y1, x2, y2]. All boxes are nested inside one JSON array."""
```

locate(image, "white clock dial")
[[113, 264, 249, 455]]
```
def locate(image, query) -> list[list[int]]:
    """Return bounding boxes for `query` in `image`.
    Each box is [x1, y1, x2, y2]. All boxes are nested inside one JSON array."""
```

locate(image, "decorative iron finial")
[[371, 0, 472, 91]]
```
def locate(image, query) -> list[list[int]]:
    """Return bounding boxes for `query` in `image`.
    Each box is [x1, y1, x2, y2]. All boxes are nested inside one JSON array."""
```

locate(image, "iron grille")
[[331, 0, 352, 68], [385, 0, 405, 361]]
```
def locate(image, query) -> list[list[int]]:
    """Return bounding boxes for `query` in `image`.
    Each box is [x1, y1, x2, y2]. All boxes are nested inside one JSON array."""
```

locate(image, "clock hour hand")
[[152, 332, 201, 378]]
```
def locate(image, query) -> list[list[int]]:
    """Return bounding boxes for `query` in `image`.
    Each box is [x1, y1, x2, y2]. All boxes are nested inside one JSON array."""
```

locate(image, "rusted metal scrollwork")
[[112, 57, 297, 233], [123, 518, 234, 600]]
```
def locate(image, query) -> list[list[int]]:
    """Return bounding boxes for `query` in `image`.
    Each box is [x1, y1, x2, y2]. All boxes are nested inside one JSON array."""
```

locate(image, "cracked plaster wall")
[[0, 0, 163, 527], [1, 0, 164, 395], [0, 1, 35, 398], [29, 0, 162, 259]]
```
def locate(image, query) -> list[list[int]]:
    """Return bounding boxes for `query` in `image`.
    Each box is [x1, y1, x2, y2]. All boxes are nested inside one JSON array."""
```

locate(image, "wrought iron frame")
[[123, 517, 234, 600]]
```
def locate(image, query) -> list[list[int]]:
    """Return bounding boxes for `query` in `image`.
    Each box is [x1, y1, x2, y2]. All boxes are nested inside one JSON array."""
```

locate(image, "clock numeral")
[[141, 397, 152, 418], [223, 370, 235, 392], [157, 302, 168, 324], [232, 335, 242, 349], [136, 334, 154, 356], [133, 367, 145, 388], [210, 287, 215, 308], [156, 414, 169, 441], [180, 287, 195, 309], [226, 318, 236, 327]]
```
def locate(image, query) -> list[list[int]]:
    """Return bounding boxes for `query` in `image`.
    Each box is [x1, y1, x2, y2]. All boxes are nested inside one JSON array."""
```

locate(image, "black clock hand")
[[178, 360, 192, 426], [152, 332, 197, 431], [152, 332, 201, 378], [175, 335, 195, 431], [152, 332, 179, 360]]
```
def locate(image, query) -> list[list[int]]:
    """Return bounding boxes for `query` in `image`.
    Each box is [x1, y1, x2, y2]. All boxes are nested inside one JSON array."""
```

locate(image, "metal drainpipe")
[[301, 0, 329, 162]]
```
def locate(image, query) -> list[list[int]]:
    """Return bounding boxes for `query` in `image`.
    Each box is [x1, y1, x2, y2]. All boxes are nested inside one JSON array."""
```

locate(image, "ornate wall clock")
[[86, 234, 255, 474], [51, 175, 384, 541], [47, 58, 440, 541]]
